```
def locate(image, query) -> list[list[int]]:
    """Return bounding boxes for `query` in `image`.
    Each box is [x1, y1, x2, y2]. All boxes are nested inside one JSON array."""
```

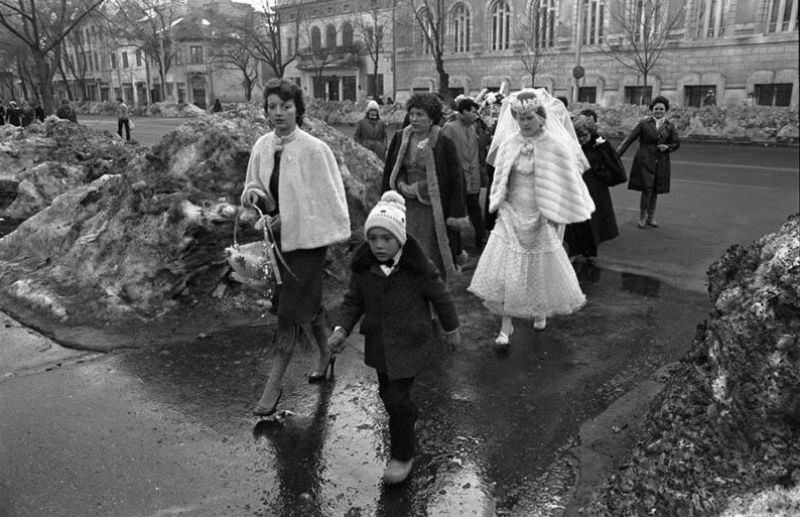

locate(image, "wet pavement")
[[0, 261, 710, 517]]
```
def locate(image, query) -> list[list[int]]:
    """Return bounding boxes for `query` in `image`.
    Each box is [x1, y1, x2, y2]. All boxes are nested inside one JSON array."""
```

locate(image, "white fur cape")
[[488, 131, 595, 224]]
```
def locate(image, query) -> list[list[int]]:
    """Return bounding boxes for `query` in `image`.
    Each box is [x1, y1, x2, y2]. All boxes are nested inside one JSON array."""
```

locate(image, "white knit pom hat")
[[365, 191, 407, 245]]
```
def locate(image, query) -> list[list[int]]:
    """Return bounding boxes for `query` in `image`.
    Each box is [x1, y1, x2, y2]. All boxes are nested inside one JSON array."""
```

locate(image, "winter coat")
[[440, 119, 487, 195], [6, 106, 21, 126], [382, 128, 466, 222], [616, 116, 680, 194], [332, 236, 460, 380], [354, 117, 387, 159], [241, 128, 351, 252], [564, 134, 623, 256]]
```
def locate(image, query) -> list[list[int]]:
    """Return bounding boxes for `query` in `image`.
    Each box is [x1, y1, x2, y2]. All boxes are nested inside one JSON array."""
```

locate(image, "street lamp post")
[[573, 0, 582, 105], [391, 0, 397, 100]]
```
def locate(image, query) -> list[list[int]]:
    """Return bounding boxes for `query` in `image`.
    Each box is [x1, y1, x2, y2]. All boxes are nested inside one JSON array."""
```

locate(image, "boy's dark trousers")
[[377, 373, 418, 461]]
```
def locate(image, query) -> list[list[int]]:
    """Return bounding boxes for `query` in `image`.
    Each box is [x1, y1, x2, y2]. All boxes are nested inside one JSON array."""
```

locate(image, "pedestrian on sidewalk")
[[564, 110, 625, 263], [241, 78, 351, 418], [327, 191, 461, 485], [6, 100, 21, 126], [468, 89, 594, 347], [616, 96, 680, 229], [354, 100, 387, 160], [116, 97, 131, 141]]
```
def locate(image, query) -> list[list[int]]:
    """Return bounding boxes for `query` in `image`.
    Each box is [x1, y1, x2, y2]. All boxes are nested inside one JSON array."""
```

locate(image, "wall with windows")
[[390, 0, 798, 107]]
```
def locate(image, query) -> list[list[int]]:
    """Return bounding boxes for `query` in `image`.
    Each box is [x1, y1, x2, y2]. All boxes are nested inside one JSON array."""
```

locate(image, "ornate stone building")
[[277, 0, 798, 107]]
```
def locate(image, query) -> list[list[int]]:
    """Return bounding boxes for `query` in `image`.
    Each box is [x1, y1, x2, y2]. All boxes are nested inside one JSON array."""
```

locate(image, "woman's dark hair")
[[405, 93, 443, 124], [263, 78, 305, 125], [579, 108, 598, 122], [649, 96, 670, 111]]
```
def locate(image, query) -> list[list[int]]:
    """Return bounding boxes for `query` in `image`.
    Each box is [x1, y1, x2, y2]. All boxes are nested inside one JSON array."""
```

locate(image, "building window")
[[532, 0, 557, 48], [451, 3, 471, 53], [175, 48, 184, 65], [325, 24, 337, 48], [630, 0, 662, 42], [581, 0, 605, 45], [111, 52, 117, 69], [490, 0, 511, 51], [578, 86, 597, 103], [766, 0, 798, 32], [685, 85, 717, 107], [94, 53, 99, 71], [311, 26, 322, 50], [122, 51, 129, 68], [754, 83, 793, 106], [624, 85, 652, 105], [190, 46, 203, 64], [136, 49, 143, 66], [694, 0, 728, 38], [342, 21, 354, 46]]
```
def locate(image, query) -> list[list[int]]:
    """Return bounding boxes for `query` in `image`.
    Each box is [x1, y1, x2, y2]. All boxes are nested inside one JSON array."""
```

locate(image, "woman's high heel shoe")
[[253, 388, 283, 417], [308, 355, 336, 383]]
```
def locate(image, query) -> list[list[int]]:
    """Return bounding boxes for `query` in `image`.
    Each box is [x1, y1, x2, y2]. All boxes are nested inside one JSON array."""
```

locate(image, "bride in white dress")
[[468, 89, 595, 346]]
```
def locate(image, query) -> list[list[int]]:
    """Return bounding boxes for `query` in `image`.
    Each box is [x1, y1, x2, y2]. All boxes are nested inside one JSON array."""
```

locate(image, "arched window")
[[311, 26, 322, 50], [766, 0, 798, 32], [451, 3, 471, 53], [581, 0, 606, 45], [342, 21, 354, 46], [490, 0, 511, 51], [325, 23, 337, 48], [531, 0, 556, 49], [693, 0, 729, 38]]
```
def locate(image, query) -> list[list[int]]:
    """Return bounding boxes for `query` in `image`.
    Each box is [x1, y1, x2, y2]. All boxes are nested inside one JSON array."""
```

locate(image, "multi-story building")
[[54, 0, 258, 108], [276, 0, 798, 108]]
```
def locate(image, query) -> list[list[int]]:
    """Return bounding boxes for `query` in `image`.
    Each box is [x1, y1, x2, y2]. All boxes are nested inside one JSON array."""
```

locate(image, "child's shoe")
[[383, 457, 414, 484]]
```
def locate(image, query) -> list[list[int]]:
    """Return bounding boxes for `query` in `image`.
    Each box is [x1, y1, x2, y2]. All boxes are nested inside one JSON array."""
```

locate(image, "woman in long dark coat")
[[616, 96, 680, 228], [382, 93, 468, 280], [565, 113, 625, 260]]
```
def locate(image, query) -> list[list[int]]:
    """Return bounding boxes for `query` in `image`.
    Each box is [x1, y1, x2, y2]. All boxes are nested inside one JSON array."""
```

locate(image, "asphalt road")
[[1, 116, 795, 516]]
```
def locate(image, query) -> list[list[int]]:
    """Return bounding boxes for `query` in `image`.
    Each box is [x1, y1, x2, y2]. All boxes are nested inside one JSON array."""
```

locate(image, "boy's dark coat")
[[333, 236, 459, 380]]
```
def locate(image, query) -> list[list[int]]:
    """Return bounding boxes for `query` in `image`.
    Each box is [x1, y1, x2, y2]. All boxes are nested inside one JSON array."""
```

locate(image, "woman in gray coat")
[[616, 96, 680, 228]]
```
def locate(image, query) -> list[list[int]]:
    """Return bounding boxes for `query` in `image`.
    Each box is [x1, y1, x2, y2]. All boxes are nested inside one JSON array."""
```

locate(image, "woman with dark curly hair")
[[241, 78, 351, 417], [616, 95, 681, 228], [382, 93, 468, 280]]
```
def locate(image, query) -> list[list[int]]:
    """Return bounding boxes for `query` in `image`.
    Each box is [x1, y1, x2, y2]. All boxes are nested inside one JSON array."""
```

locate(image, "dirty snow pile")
[[0, 109, 382, 329], [587, 215, 800, 516]]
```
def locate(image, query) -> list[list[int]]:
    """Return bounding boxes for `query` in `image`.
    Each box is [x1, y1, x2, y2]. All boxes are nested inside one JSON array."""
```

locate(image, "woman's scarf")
[[388, 125, 457, 280]]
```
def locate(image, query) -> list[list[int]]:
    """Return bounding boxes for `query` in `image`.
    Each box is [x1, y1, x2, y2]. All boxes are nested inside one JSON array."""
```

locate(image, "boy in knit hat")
[[328, 190, 461, 484]]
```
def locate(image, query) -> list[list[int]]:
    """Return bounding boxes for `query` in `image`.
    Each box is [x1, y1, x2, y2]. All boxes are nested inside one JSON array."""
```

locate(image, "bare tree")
[[353, 1, 389, 98], [57, 30, 91, 101], [208, 13, 260, 101], [605, 0, 685, 104], [245, 4, 300, 80], [107, 0, 185, 103], [398, 0, 450, 100], [515, 0, 549, 88], [0, 0, 105, 112]]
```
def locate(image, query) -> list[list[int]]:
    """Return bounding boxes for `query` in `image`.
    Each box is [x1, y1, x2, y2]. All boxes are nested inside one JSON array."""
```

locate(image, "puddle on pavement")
[[108, 265, 705, 516]]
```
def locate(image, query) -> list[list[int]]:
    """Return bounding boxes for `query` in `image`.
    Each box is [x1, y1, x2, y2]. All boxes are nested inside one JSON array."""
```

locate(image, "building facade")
[[277, 0, 799, 108], [51, 0, 259, 108]]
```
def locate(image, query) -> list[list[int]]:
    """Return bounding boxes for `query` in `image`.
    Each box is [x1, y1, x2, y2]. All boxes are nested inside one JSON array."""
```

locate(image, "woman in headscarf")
[[469, 89, 595, 347], [354, 100, 388, 160], [564, 112, 625, 262], [241, 78, 351, 417], [382, 93, 468, 281]]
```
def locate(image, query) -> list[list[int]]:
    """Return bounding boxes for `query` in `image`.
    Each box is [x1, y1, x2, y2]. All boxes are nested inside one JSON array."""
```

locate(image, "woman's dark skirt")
[[271, 246, 328, 353]]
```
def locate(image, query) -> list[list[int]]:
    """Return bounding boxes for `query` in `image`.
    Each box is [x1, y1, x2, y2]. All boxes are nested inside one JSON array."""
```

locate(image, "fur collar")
[[351, 235, 432, 276]]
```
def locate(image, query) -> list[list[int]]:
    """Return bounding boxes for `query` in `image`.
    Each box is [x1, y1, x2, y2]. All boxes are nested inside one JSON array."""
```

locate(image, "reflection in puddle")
[[621, 272, 661, 297]]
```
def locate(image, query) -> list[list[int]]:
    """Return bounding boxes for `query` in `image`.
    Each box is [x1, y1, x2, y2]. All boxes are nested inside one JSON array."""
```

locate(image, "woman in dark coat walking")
[[564, 112, 625, 260], [616, 96, 680, 228], [382, 93, 468, 280]]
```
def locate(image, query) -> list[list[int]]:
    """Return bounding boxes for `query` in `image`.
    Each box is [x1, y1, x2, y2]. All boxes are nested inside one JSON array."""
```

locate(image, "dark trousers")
[[117, 119, 130, 141], [377, 373, 417, 461], [466, 193, 485, 248]]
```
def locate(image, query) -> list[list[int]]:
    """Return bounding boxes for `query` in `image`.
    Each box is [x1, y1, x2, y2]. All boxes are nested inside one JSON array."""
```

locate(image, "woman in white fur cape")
[[468, 89, 595, 348]]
